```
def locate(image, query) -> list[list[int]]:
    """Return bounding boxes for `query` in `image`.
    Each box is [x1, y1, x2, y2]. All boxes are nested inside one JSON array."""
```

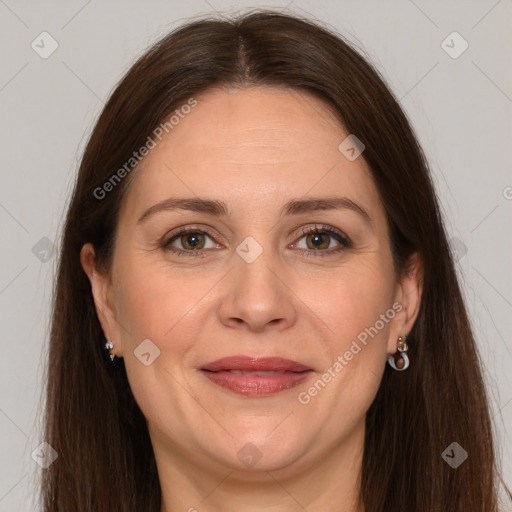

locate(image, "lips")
[[200, 356, 314, 397], [201, 356, 312, 373]]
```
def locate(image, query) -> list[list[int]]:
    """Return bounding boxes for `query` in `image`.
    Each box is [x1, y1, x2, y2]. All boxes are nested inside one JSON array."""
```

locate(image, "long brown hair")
[[41, 9, 505, 511]]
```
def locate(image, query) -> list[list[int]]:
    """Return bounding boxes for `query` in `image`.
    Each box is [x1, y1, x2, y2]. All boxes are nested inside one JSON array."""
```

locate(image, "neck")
[[156, 419, 366, 512]]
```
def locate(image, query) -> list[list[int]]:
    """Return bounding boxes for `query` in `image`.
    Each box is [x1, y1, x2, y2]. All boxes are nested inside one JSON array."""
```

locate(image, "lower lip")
[[200, 370, 314, 397]]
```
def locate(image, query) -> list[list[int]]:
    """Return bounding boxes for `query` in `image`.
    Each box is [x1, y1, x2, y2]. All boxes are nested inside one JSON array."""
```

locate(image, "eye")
[[161, 224, 351, 258], [162, 227, 220, 257], [291, 224, 352, 256]]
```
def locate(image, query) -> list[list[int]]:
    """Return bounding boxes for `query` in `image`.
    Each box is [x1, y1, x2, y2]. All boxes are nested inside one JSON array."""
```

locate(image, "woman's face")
[[83, 86, 420, 478]]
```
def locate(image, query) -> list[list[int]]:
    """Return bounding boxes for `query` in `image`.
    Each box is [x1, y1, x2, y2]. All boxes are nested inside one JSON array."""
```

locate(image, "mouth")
[[199, 356, 314, 397]]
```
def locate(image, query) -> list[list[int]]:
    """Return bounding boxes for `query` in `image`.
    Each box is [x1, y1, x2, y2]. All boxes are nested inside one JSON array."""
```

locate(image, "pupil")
[[311, 233, 324, 249], [185, 234, 202, 248]]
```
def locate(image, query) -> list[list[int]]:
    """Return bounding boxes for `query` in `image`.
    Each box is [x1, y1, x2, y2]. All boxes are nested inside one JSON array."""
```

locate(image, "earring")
[[387, 336, 409, 371], [104, 340, 116, 362]]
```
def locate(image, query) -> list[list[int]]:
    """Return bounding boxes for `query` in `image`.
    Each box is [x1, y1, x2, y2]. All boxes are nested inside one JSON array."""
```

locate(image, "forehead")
[[120, 86, 381, 220], [154, 86, 348, 165]]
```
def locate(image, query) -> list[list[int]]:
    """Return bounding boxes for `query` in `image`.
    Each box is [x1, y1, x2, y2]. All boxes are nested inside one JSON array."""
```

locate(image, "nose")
[[218, 244, 298, 333]]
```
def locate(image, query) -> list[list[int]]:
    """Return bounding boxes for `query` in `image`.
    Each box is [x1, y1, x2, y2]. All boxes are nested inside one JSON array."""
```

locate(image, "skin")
[[81, 86, 422, 512]]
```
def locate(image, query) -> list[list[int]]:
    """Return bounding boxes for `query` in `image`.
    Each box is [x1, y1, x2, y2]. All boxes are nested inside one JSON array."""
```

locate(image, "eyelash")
[[161, 224, 352, 258]]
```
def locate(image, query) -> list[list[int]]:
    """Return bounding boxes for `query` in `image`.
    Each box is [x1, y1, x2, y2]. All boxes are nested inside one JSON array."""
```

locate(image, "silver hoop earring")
[[387, 336, 409, 371], [104, 340, 116, 362]]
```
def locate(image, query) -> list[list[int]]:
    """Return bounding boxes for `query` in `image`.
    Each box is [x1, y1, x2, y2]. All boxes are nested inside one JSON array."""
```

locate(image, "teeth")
[[229, 370, 287, 376]]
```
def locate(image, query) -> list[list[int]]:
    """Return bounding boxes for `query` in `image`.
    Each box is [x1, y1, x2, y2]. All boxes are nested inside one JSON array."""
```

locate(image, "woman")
[[41, 9, 508, 511]]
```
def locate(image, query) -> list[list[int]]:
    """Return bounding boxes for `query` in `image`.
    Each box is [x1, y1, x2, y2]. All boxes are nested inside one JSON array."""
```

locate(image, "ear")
[[80, 243, 124, 358], [387, 252, 423, 355]]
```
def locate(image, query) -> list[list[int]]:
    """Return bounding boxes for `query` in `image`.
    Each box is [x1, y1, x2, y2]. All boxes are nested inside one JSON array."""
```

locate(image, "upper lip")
[[200, 356, 313, 372]]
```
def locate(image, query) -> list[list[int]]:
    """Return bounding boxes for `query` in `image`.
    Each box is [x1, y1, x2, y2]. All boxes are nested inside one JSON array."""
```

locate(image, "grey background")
[[0, 0, 511, 510]]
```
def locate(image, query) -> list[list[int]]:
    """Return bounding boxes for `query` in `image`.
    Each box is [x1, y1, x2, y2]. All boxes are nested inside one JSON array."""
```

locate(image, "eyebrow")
[[137, 196, 372, 224]]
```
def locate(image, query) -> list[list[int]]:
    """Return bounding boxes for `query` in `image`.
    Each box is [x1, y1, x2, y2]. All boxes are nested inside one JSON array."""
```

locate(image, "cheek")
[[298, 262, 394, 400], [293, 270, 392, 431], [114, 257, 202, 343], [301, 264, 395, 347], [112, 262, 208, 431]]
